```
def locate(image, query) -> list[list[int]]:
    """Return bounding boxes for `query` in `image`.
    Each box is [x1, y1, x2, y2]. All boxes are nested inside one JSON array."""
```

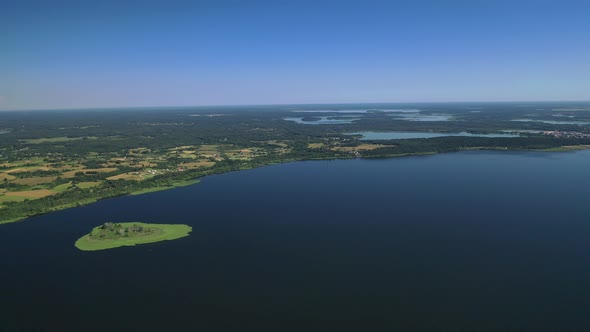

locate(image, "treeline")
[[2, 107, 590, 159], [10, 170, 61, 179], [360, 136, 590, 157]]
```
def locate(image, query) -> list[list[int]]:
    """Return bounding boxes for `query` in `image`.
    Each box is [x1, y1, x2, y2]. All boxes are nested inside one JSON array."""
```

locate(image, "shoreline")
[[2, 146, 589, 225]]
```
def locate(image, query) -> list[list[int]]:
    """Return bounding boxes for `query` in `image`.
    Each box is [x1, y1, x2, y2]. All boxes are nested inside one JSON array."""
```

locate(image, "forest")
[[1, 101, 590, 223]]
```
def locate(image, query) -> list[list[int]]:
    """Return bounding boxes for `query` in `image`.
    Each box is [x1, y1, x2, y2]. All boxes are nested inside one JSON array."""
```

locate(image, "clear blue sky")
[[1, 0, 589, 110]]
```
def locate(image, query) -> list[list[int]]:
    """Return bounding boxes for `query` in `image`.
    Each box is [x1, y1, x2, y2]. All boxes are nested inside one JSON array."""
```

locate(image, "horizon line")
[[1, 100, 590, 112]]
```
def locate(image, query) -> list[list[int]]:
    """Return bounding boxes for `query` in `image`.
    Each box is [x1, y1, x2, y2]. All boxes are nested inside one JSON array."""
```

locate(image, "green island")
[[75, 222, 192, 251], [2, 102, 590, 224]]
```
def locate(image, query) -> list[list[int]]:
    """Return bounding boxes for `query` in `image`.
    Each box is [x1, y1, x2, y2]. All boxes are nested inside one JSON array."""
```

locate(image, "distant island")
[[75, 222, 192, 251]]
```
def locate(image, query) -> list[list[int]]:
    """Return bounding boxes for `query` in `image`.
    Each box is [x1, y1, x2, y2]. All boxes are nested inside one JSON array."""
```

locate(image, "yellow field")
[[196, 144, 221, 151], [13, 176, 58, 186], [5, 166, 51, 173], [0, 158, 45, 167], [0, 173, 16, 181], [6, 189, 56, 198], [180, 161, 215, 169], [308, 143, 325, 149], [107, 173, 144, 181]]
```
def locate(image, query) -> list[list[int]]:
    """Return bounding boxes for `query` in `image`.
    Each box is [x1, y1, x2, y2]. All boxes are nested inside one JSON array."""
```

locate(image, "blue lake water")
[[284, 116, 361, 124], [293, 110, 369, 113], [293, 109, 420, 114], [389, 114, 452, 121], [3, 151, 590, 330], [350, 131, 520, 139]]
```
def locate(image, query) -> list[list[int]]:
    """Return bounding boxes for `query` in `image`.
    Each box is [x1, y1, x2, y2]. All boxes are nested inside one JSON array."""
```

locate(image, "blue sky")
[[1, 0, 589, 110]]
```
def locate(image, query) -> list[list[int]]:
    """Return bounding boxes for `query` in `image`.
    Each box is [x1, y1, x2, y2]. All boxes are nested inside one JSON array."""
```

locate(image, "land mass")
[[129, 179, 201, 196], [75, 222, 192, 251], [2, 102, 590, 223]]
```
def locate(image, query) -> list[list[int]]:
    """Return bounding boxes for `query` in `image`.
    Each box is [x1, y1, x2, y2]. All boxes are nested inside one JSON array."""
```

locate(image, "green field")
[[75, 222, 192, 251], [0, 195, 28, 203], [129, 179, 200, 196], [52, 183, 71, 192]]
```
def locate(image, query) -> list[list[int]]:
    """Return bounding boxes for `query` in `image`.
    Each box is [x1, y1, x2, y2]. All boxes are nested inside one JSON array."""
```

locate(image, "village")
[[543, 131, 590, 139]]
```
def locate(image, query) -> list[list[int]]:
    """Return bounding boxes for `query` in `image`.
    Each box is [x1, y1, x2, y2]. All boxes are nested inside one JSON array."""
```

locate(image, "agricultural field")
[[0, 139, 259, 214], [2, 103, 590, 222]]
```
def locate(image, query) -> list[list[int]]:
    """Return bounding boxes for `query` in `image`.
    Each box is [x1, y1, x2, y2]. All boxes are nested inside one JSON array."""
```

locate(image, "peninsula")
[[75, 222, 192, 251]]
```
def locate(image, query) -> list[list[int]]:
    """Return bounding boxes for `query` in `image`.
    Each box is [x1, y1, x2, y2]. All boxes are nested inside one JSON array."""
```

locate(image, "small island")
[[75, 222, 192, 251]]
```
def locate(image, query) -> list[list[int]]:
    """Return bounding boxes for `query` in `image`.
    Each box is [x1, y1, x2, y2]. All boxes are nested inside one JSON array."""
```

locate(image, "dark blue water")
[[2, 151, 590, 331]]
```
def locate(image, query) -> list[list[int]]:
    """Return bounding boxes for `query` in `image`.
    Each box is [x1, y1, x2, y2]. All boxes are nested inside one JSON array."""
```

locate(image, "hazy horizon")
[[3, 100, 590, 112], [2, 0, 589, 111]]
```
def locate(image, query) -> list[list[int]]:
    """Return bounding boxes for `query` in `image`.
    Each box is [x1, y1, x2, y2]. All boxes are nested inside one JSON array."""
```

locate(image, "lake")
[[350, 131, 520, 140], [292, 109, 421, 114], [284, 116, 361, 124], [389, 113, 452, 121], [3, 151, 590, 330]]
